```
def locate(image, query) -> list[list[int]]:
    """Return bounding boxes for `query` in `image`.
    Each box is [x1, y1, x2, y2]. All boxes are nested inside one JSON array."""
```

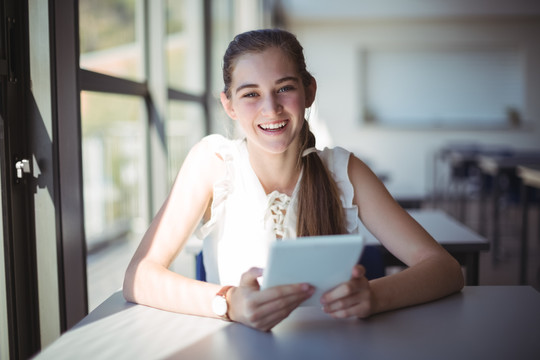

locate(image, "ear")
[[305, 77, 317, 108], [220, 92, 237, 120]]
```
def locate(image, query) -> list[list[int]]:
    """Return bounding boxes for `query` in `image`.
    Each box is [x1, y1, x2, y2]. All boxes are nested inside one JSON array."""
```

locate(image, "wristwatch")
[[212, 285, 233, 321]]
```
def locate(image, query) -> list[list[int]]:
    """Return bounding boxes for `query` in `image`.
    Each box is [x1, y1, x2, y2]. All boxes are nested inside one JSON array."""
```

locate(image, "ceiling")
[[279, 0, 540, 21]]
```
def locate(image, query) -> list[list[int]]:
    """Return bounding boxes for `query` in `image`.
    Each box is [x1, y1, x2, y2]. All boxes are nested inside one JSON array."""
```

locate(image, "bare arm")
[[123, 138, 224, 317], [321, 155, 464, 318]]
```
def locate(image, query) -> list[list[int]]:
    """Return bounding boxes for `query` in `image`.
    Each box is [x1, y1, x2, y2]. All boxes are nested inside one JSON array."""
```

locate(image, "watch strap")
[[215, 285, 233, 321]]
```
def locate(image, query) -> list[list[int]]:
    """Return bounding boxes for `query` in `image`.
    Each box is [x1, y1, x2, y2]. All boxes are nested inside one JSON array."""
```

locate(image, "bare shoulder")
[[347, 153, 386, 191], [171, 135, 227, 194], [346, 153, 397, 217]]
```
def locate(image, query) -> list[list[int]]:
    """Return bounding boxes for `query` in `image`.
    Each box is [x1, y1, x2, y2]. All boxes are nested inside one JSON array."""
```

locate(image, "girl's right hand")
[[228, 267, 315, 332]]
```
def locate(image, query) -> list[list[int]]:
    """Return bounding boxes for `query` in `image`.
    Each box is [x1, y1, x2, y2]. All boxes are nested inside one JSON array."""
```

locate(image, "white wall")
[[290, 17, 540, 196]]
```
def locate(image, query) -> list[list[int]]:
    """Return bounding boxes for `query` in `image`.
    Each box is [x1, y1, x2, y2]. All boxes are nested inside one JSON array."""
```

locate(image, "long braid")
[[296, 121, 345, 236]]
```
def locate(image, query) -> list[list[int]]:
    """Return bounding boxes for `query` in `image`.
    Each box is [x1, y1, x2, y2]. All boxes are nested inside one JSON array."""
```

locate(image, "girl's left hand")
[[320, 264, 373, 319]]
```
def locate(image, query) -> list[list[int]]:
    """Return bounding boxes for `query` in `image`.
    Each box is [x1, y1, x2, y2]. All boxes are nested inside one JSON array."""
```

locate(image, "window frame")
[[48, 0, 216, 331]]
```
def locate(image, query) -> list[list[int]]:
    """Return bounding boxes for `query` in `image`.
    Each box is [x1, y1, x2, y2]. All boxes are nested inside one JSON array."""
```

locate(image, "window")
[[81, 92, 147, 309], [166, 0, 204, 94], [167, 101, 205, 186], [79, 0, 144, 81], [78, 0, 212, 311], [210, 0, 235, 135], [361, 46, 525, 128]]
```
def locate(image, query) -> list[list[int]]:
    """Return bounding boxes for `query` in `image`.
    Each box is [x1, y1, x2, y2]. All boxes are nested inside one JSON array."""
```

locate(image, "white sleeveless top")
[[195, 134, 361, 285]]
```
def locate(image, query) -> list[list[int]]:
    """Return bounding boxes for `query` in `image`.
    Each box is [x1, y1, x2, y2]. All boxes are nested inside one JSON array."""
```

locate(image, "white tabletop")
[[36, 286, 540, 360], [478, 152, 540, 175], [518, 164, 540, 189], [366, 209, 487, 249]]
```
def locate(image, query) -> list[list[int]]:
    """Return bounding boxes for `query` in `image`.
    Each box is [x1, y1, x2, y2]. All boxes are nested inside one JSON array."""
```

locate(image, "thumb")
[[352, 264, 366, 279], [239, 267, 263, 289]]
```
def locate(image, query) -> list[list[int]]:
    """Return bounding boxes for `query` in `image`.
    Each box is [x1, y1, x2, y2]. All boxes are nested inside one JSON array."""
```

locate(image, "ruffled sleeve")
[[318, 146, 360, 234], [195, 135, 236, 239]]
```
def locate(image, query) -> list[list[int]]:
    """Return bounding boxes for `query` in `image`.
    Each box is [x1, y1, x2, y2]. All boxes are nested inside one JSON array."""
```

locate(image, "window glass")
[[81, 91, 146, 310], [211, 0, 233, 89], [210, 0, 234, 134], [167, 101, 206, 186], [79, 0, 144, 81], [166, 0, 204, 93]]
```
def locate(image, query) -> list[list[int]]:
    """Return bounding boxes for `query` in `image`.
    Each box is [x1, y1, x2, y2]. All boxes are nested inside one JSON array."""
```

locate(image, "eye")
[[278, 85, 295, 93], [242, 92, 258, 98]]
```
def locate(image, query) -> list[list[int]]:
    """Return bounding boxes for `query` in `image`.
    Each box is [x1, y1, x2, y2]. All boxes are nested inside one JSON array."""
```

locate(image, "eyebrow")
[[234, 76, 300, 94]]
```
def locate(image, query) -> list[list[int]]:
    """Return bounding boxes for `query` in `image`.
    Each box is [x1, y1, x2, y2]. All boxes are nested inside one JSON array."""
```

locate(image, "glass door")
[[1, 0, 41, 357], [1, 3, 10, 358], [0, 165, 9, 360]]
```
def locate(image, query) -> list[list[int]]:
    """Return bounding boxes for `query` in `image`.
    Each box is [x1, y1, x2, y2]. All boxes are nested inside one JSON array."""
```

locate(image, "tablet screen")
[[260, 234, 365, 306]]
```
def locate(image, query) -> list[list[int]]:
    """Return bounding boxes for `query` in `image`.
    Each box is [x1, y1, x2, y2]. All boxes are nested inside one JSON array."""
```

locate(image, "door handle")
[[15, 159, 30, 179]]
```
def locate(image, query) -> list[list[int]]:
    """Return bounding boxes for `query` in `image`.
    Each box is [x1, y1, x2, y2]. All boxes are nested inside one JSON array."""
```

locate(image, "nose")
[[261, 94, 282, 117]]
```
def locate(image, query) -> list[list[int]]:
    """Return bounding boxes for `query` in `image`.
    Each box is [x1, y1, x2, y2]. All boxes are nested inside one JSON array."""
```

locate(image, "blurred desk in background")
[[387, 185, 426, 209], [477, 151, 540, 263], [517, 164, 540, 285], [433, 143, 513, 222], [372, 209, 488, 285]]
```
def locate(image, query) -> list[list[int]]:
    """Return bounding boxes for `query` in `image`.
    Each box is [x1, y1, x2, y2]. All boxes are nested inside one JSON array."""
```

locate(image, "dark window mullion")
[[51, 0, 87, 332], [167, 88, 205, 103], [79, 69, 148, 96]]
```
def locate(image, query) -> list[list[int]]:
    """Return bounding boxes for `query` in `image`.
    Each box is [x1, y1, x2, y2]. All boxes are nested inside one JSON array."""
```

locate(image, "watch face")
[[212, 295, 228, 316]]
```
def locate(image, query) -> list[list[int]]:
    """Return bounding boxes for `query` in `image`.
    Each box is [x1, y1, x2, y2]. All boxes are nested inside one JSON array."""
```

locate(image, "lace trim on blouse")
[[264, 191, 291, 239]]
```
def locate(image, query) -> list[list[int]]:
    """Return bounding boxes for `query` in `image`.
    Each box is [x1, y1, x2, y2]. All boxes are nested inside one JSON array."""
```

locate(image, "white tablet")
[[260, 234, 365, 306]]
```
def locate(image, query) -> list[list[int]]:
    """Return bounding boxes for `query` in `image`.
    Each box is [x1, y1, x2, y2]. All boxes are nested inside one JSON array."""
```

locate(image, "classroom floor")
[[86, 195, 540, 312]]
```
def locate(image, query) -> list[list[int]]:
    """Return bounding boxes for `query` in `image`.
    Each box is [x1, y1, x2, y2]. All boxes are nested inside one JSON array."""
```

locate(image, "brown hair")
[[222, 29, 345, 237]]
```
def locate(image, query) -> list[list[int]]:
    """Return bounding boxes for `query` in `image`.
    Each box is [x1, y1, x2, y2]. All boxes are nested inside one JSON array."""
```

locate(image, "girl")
[[123, 29, 464, 332]]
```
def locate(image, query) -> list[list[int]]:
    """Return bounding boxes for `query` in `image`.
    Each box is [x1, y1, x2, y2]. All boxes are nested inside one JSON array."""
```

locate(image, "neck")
[[247, 143, 301, 196]]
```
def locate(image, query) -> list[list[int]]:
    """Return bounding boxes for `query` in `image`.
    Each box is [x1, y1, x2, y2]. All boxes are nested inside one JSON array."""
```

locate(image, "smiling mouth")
[[259, 121, 288, 131]]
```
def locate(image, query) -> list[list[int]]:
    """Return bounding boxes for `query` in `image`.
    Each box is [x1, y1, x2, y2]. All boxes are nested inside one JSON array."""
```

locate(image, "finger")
[[239, 267, 264, 289], [260, 283, 314, 303], [260, 284, 314, 310], [326, 298, 372, 319], [242, 285, 314, 329], [247, 283, 314, 314], [247, 291, 312, 331], [236, 283, 314, 328], [321, 278, 363, 305], [352, 264, 366, 279], [256, 299, 305, 331], [320, 266, 367, 305], [323, 292, 362, 313]]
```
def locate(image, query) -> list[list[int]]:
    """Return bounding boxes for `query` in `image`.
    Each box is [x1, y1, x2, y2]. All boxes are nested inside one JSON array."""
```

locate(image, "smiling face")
[[221, 47, 316, 158]]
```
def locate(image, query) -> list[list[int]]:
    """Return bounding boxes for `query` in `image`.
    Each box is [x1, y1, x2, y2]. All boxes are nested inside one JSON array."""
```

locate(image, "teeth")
[[260, 121, 286, 130]]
